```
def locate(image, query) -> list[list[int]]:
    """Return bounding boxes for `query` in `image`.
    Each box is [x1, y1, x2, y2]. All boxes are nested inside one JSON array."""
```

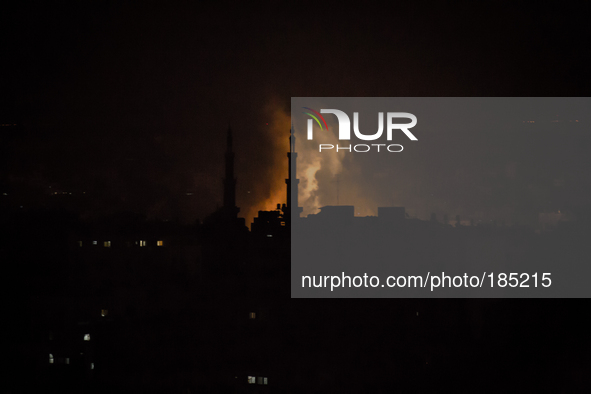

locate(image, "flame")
[[241, 100, 290, 227], [243, 99, 350, 225]]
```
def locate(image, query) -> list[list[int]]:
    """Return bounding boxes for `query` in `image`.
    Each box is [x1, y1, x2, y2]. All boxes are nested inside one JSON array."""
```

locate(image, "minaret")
[[285, 122, 303, 220], [223, 125, 239, 219]]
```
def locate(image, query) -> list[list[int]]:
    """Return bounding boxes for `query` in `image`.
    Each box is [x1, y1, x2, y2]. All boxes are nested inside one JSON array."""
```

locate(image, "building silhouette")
[[284, 122, 303, 222], [203, 125, 247, 235], [3, 122, 590, 392], [252, 123, 302, 237]]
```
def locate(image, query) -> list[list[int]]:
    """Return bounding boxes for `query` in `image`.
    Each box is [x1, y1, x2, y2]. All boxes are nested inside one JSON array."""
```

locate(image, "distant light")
[[140, 240, 146, 247], [93, 241, 97, 245], [49, 354, 54, 364], [249, 312, 256, 319], [104, 241, 111, 248], [101, 309, 108, 317], [90, 363, 94, 370], [65, 358, 69, 365], [248, 376, 256, 384], [157, 240, 163, 246], [84, 334, 91, 341], [267, 234, 272, 238]]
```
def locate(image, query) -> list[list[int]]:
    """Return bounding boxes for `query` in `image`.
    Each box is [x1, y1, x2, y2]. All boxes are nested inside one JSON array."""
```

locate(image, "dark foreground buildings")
[[3, 125, 591, 393]]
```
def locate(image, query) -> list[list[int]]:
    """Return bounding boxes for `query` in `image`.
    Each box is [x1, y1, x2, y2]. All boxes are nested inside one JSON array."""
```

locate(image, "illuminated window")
[[49, 354, 54, 364], [84, 334, 91, 341], [78, 241, 83, 247], [249, 312, 256, 319], [157, 240, 163, 246], [93, 241, 97, 245], [90, 363, 94, 370], [101, 309, 108, 317], [139, 240, 146, 247], [104, 241, 111, 247], [65, 358, 70, 365], [267, 234, 272, 238], [248, 376, 256, 384], [264, 377, 268, 385], [257, 377, 263, 384]]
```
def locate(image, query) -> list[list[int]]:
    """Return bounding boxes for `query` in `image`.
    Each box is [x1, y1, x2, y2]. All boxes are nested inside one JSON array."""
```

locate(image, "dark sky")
[[2, 1, 590, 225]]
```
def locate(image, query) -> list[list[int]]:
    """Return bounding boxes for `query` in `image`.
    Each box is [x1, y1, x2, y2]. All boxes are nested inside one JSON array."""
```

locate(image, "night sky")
[[2, 1, 590, 226]]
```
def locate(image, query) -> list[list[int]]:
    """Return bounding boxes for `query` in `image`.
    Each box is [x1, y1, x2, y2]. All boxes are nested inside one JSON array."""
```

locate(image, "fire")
[[243, 99, 349, 225], [241, 99, 290, 227]]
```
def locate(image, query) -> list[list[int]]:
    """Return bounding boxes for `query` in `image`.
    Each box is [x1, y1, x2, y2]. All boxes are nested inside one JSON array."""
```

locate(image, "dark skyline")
[[2, 2, 590, 226]]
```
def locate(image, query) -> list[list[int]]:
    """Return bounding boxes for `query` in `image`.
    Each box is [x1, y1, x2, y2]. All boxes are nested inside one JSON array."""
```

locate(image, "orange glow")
[[241, 99, 290, 228]]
